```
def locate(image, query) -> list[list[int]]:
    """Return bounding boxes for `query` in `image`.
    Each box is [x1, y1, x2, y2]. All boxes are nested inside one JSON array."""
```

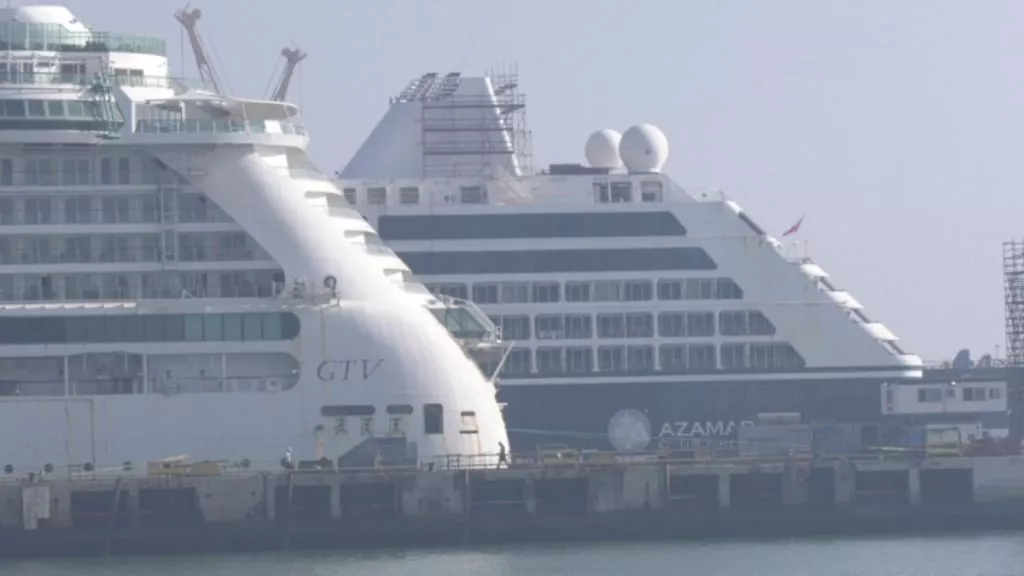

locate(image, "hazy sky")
[[60, 0, 1024, 363]]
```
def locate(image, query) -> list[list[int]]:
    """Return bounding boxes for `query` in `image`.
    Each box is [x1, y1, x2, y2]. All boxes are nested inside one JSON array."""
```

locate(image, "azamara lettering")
[[317, 359, 385, 382], [657, 420, 756, 438]]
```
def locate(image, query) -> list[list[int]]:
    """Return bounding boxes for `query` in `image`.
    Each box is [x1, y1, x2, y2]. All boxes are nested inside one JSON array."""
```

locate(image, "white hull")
[[0, 301, 508, 474]]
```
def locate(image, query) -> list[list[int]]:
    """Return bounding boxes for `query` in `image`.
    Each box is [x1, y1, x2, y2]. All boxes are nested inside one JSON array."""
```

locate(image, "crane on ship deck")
[[174, 4, 225, 94], [270, 45, 307, 102]]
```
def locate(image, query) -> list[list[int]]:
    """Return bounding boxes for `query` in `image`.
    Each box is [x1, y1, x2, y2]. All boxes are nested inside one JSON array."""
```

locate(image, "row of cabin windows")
[[0, 232, 268, 265], [399, 247, 715, 275], [0, 270, 283, 302], [0, 312, 300, 344], [0, 99, 105, 120], [484, 341, 805, 376], [0, 156, 163, 187], [425, 278, 744, 304], [593, 180, 665, 204], [343, 180, 664, 207], [491, 310, 775, 341], [320, 404, 477, 436], [916, 386, 1002, 403], [342, 185, 487, 206], [0, 193, 230, 225]]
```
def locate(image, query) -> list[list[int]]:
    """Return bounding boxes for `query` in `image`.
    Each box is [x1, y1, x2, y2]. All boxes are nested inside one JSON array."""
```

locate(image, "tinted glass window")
[[0, 313, 300, 344], [378, 212, 686, 240], [399, 248, 716, 275]]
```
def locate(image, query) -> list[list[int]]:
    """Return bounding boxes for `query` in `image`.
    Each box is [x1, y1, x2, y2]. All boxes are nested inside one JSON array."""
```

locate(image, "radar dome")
[[619, 124, 669, 173], [584, 129, 622, 169]]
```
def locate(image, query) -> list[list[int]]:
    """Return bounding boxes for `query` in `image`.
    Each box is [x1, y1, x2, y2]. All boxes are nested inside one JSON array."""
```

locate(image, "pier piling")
[[3, 454, 1024, 556]]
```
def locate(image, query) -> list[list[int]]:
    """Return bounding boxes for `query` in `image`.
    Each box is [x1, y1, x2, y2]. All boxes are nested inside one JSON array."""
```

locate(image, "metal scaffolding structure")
[[416, 64, 533, 178], [1004, 239, 1024, 366]]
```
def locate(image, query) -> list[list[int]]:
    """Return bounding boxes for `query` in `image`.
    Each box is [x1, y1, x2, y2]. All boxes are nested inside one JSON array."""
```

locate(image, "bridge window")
[[0, 312, 300, 344], [424, 403, 444, 435]]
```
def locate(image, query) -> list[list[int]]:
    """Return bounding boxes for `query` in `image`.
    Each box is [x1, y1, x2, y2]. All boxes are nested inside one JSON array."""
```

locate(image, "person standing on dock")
[[497, 442, 508, 469]]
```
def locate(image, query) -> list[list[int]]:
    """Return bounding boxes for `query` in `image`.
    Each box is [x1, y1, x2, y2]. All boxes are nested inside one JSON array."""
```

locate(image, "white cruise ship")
[[337, 71, 1012, 454], [0, 7, 509, 476]]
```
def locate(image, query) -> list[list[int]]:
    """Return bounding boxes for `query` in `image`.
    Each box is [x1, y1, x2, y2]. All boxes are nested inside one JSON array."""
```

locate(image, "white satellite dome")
[[619, 124, 669, 173], [584, 129, 622, 169]]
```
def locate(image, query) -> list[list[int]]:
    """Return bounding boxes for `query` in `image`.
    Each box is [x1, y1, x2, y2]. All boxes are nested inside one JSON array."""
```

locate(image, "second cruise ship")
[[337, 70, 1011, 454]]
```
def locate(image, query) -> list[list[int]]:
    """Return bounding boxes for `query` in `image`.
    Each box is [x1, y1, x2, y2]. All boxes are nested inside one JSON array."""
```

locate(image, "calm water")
[[5, 535, 1024, 576]]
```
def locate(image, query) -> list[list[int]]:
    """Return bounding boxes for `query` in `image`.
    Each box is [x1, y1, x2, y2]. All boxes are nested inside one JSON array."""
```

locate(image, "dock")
[[6, 454, 1024, 557]]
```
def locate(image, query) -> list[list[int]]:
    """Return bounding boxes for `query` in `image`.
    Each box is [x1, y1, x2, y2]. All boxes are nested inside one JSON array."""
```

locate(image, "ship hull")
[[0, 301, 510, 475], [498, 377, 882, 453], [497, 368, 1012, 454]]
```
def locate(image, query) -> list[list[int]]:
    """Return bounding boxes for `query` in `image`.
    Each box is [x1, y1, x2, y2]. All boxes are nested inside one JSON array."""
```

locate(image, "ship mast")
[[271, 46, 307, 102], [174, 4, 224, 94]]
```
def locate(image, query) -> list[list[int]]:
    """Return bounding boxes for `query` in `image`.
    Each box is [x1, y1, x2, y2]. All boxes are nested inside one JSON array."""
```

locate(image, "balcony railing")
[[0, 24, 165, 56], [135, 119, 307, 137]]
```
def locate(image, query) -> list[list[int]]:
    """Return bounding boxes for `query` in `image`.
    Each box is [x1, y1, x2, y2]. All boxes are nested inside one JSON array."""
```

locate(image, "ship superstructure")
[[333, 71, 1014, 454], [0, 7, 508, 475]]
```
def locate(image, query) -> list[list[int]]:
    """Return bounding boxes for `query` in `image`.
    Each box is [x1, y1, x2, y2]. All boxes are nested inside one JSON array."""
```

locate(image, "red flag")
[[782, 215, 804, 237]]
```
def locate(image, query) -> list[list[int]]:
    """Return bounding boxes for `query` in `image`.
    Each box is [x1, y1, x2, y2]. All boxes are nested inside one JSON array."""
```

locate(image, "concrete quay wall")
[[3, 455, 1024, 556]]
